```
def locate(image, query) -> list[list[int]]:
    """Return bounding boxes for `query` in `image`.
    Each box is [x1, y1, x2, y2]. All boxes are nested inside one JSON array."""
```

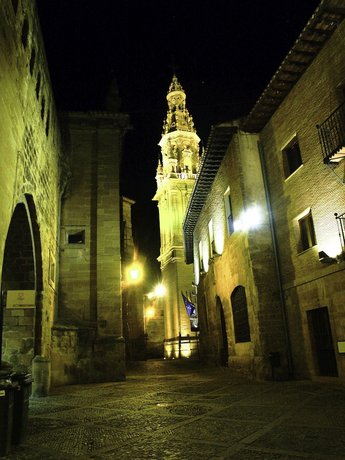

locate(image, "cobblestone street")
[[3, 360, 345, 459]]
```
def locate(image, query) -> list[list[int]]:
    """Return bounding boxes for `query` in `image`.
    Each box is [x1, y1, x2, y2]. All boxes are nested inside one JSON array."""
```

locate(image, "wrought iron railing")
[[335, 212, 345, 252], [317, 101, 345, 164]]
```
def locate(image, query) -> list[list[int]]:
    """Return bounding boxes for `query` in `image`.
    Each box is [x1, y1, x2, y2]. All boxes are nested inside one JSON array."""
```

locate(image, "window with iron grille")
[[282, 137, 302, 178], [298, 211, 316, 252], [231, 286, 251, 343]]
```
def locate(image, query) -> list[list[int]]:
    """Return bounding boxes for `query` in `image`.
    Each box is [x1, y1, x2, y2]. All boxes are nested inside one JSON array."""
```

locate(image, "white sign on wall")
[[6, 290, 36, 308]]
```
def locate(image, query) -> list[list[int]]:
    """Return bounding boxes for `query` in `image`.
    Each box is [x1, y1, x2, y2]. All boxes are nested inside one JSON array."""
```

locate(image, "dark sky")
[[36, 0, 320, 279]]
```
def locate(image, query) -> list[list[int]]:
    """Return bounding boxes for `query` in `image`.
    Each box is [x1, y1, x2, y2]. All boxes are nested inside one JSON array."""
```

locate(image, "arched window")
[[231, 286, 251, 343]]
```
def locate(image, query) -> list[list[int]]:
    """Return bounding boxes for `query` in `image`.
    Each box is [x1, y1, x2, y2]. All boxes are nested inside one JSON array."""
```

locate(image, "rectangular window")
[[208, 219, 216, 257], [66, 229, 85, 245], [298, 211, 316, 252], [224, 190, 234, 235], [198, 240, 204, 272], [282, 136, 302, 178]]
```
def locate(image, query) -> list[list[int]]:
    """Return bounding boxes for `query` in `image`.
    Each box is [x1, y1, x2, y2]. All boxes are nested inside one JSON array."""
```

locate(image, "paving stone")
[[224, 447, 312, 459], [252, 424, 345, 457], [37, 406, 121, 423], [28, 416, 77, 434], [25, 425, 131, 455], [284, 405, 345, 427], [3, 360, 345, 459], [211, 404, 286, 422], [102, 412, 190, 432], [93, 438, 227, 459], [170, 416, 263, 445]]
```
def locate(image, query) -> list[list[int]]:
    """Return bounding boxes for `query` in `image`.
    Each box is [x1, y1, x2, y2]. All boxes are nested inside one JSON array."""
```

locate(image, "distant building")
[[121, 196, 145, 360], [0, 0, 129, 393], [184, 0, 345, 380], [153, 75, 200, 358]]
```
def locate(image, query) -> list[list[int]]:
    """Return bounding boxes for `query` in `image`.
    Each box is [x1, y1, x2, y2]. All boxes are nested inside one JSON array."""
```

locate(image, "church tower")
[[153, 75, 200, 358]]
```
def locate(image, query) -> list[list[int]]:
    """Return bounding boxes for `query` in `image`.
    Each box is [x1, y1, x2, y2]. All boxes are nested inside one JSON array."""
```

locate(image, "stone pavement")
[[2, 359, 345, 459]]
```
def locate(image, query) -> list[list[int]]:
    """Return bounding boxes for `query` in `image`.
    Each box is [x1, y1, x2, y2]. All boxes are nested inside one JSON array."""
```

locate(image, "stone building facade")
[[0, 0, 129, 392], [0, 0, 62, 393], [184, 124, 289, 379], [184, 0, 345, 381], [153, 75, 200, 358]]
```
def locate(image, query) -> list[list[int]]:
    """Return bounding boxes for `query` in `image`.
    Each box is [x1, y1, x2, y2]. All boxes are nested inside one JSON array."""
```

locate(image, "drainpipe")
[[257, 141, 294, 379]]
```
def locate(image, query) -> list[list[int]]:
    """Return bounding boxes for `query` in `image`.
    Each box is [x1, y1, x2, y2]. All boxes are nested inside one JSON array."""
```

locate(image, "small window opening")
[[35, 73, 41, 99], [67, 230, 85, 244], [224, 189, 234, 235], [45, 110, 50, 136], [198, 240, 204, 272], [21, 18, 29, 48], [208, 219, 215, 257], [29, 48, 36, 75], [11, 0, 19, 15], [282, 137, 302, 178], [298, 211, 316, 252], [41, 96, 45, 120]]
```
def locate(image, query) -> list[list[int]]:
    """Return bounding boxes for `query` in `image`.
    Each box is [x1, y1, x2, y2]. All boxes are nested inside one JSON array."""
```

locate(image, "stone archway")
[[0, 195, 42, 371]]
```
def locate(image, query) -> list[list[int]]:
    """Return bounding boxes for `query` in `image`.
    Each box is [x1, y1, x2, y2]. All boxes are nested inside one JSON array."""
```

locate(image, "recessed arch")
[[1, 195, 43, 369], [230, 285, 251, 343], [216, 296, 228, 366]]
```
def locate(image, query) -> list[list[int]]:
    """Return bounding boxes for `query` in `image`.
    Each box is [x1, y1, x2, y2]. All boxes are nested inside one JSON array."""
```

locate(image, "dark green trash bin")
[[11, 372, 32, 445], [0, 379, 14, 456]]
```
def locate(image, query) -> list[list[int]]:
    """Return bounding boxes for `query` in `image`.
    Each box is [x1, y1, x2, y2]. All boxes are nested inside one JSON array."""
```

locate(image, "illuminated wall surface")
[[0, 0, 130, 391], [189, 6, 345, 380], [0, 0, 61, 392], [153, 76, 200, 358]]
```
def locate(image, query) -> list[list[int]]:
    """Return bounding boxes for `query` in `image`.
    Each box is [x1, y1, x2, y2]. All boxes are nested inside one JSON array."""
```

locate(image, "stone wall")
[[54, 111, 129, 384], [194, 129, 288, 379], [0, 0, 62, 381], [260, 18, 345, 380]]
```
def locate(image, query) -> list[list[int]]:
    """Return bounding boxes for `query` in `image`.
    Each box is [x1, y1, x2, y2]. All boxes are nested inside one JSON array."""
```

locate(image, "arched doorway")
[[1, 195, 42, 370], [216, 296, 228, 366]]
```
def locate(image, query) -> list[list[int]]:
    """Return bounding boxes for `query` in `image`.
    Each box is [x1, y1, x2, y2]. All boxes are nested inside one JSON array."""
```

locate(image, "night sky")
[[36, 0, 320, 280]]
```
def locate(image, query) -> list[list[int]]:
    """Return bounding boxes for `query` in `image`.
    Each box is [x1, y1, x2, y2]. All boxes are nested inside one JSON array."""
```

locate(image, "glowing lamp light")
[[234, 205, 262, 232], [154, 283, 166, 297], [129, 267, 140, 280], [126, 262, 143, 284], [146, 307, 155, 318]]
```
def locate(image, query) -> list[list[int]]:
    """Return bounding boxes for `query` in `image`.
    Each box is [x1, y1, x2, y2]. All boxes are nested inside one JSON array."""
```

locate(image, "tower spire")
[[153, 75, 200, 359], [163, 75, 195, 135]]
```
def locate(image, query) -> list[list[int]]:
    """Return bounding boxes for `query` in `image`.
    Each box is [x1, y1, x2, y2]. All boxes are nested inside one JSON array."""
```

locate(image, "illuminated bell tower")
[[153, 75, 200, 358]]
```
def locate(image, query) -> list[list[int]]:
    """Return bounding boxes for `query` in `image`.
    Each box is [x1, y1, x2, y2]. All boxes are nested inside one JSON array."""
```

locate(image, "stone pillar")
[[31, 355, 50, 397]]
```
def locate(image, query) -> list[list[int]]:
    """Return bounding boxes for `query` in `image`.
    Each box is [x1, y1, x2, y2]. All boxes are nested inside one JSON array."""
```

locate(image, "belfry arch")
[[1, 194, 43, 370]]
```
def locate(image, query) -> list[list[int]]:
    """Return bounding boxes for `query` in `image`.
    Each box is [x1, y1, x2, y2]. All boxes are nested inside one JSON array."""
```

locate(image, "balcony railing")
[[335, 212, 345, 252], [317, 101, 345, 164]]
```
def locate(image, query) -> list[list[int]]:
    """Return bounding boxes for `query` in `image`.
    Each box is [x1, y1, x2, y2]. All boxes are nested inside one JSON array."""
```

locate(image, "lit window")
[[231, 286, 251, 343], [198, 240, 204, 272], [298, 211, 316, 252], [224, 189, 234, 235], [282, 136, 302, 178], [208, 219, 215, 257]]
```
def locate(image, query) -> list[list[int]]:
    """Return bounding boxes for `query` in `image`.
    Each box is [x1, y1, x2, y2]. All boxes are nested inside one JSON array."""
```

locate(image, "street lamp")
[[125, 261, 143, 285]]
